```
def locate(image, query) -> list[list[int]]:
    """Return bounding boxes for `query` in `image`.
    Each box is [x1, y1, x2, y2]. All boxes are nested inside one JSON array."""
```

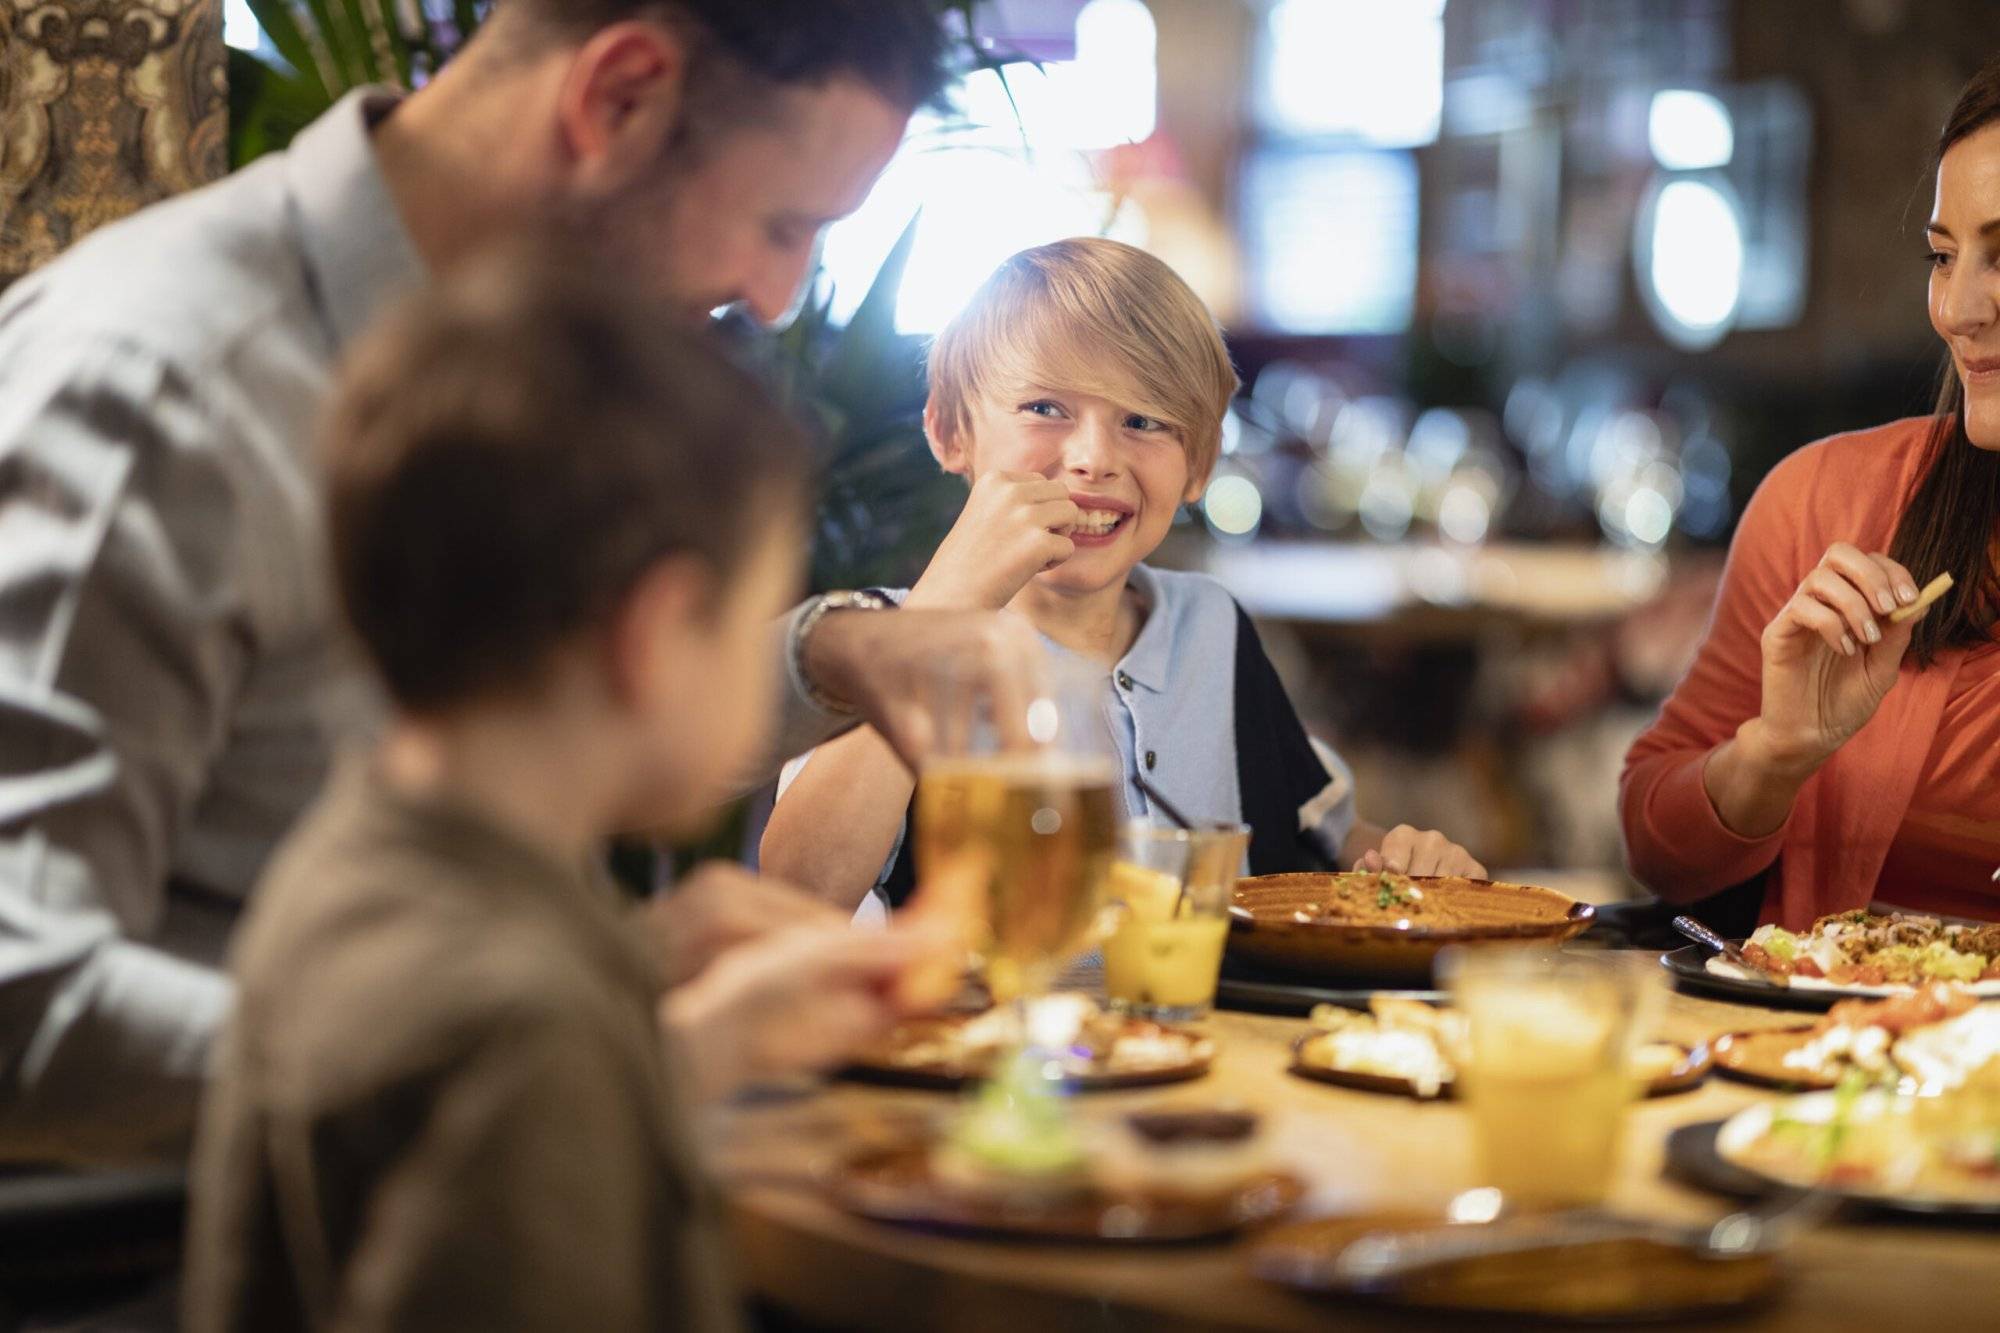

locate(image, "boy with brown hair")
[[763, 238, 1483, 911], [184, 253, 941, 1333]]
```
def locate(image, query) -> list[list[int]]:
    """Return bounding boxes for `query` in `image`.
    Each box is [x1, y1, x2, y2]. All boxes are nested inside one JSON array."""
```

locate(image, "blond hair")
[[927, 238, 1239, 484]]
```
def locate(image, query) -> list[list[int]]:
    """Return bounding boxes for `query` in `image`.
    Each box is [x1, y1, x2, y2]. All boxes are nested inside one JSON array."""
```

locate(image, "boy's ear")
[[605, 553, 712, 707], [923, 398, 971, 476], [1182, 457, 1214, 505]]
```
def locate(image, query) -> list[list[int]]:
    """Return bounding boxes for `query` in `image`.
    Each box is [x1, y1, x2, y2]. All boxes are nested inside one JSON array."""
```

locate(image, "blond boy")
[[762, 238, 1480, 911]]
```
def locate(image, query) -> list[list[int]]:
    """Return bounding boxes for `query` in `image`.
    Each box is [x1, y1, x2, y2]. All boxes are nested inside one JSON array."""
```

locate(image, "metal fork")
[[1331, 1186, 1839, 1287]]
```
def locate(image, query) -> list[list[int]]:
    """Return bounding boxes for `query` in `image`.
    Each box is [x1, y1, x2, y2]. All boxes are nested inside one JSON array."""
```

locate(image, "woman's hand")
[[1755, 543, 1924, 769], [906, 471, 1079, 611]]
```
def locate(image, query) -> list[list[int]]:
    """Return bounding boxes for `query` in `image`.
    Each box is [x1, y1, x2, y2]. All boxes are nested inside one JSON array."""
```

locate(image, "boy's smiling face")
[[938, 376, 1210, 596]]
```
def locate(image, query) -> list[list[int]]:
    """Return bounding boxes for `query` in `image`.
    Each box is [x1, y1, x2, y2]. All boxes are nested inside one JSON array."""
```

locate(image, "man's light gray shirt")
[[0, 92, 846, 1163]]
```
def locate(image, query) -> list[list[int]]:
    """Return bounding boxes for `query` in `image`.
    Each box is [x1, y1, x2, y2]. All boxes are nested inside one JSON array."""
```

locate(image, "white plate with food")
[[1289, 996, 1709, 1100], [1666, 910, 2000, 1009], [830, 1100, 1305, 1242], [1712, 985, 1999, 1091], [1713, 1074, 2000, 1214], [840, 993, 1214, 1091]]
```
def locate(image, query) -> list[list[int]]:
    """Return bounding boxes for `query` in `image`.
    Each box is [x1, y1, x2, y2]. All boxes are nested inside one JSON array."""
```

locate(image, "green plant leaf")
[[451, 0, 482, 47], [244, 0, 330, 101], [228, 47, 333, 166], [369, 0, 416, 87], [296, 0, 364, 91], [337, 0, 385, 84], [820, 211, 925, 420]]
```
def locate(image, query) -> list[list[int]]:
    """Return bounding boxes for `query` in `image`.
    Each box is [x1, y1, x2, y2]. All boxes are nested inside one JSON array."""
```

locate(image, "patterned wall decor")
[[0, 0, 226, 289]]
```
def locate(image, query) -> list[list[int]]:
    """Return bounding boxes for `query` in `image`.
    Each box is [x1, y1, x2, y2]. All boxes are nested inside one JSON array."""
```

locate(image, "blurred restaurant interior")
[[16, 0, 1997, 890], [762, 0, 2000, 895]]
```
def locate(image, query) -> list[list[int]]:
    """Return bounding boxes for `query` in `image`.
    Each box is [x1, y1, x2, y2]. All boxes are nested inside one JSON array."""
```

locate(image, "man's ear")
[[924, 398, 972, 476], [605, 553, 712, 708], [555, 21, 690, 193]]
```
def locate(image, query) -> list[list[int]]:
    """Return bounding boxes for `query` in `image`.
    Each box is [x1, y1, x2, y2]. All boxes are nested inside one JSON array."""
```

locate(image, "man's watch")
[[789, 589, 897, 715]]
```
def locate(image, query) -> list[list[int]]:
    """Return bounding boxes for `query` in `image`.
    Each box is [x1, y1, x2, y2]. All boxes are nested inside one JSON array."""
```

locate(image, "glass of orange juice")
[[1440, 945, 1661, 1210], [1100, 823, 1248, 1022]]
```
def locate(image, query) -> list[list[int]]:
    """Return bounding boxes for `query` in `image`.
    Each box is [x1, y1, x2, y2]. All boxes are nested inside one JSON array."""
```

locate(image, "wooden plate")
[[827, 1142, 1305, 1242], [1229, 874, 1593, 984], [838, 1012, 1214, 1091], [1710, 1027, 1837, 1090], [1250, 1211, 1778, 1320], [1288, 1034, 1711, 1101]]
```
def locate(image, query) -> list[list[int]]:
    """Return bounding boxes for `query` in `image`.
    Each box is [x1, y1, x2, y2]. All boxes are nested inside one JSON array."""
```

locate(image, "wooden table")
[[715, 989, 2000, 1330]]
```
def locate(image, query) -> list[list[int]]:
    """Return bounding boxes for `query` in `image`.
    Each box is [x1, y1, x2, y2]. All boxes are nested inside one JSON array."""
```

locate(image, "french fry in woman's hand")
[[1887, 572, 1953, 624]]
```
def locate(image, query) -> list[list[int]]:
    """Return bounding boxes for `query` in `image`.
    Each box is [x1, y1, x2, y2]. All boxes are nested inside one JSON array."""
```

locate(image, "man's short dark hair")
[[325, 244, 811, 713], [494, 0, 953, 113]]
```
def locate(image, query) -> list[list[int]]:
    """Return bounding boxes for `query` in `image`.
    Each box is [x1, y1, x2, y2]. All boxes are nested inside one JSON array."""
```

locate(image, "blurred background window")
[[818, 0, 1158, 334]]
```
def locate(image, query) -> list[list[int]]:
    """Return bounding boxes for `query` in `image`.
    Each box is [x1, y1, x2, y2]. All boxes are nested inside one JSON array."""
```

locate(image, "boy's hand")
[[907, 471, 1079, 611], [642, 863, 846, 990], [660, 919, 953, 1102], [1356, 826, 1487, 878]]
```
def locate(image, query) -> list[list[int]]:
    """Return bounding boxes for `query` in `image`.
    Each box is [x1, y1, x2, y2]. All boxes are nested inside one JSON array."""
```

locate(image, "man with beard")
[[0, 0, 1034, 1166]]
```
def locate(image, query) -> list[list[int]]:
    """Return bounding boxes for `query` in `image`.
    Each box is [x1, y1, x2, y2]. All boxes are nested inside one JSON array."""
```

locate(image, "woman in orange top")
[[1622, 56, 2000, 928]]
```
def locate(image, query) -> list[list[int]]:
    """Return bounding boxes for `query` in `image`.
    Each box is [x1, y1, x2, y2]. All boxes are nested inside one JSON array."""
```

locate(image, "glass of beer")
[[912, 653, 1118, 1006], [1102, 823, 1248, 1021], [1441, 945, 1661, 1210]]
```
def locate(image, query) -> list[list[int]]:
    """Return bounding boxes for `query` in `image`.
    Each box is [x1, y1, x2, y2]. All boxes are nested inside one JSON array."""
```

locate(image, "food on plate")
[[930, 1049, 1275, 1209], [1719, 1056, 2000, 1204], [1302, 997, 1463, 1097], [1296, 997, 1690, 1099], [857, 993, 1212, 1084], [1096, 1110, 1275, 1197], [1714, 911, 2000, 990], [1774, 984, 1985, 1085], [1287, 871, 1445, 924]]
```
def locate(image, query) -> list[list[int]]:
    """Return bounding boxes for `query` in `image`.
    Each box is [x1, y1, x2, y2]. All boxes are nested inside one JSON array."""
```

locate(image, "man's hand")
[[801, 606, 1048, 767], [643, 863, 846, 990], [660, 920, 952, 1103], [906, 471, 1078, 611]]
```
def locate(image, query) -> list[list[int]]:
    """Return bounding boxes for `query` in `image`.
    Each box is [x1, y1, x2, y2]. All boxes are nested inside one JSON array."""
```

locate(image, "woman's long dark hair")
[[1889, 54, 2000, 665]]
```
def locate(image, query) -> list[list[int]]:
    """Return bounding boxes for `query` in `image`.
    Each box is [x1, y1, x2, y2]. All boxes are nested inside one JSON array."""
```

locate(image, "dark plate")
[[1250, 1211, 1778, 1321], [827, 1142, 1305, 1242], [1288, 1034, 1711, 1101], [1659, 946, 1843, 1011], [1215, 974, 1446, 1016], [837, 1013, 1214, 1092], [1664, 1120, 2000, 1222]]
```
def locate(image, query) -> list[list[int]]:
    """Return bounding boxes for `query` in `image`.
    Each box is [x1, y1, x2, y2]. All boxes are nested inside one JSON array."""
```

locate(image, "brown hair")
[[927, 238, 1241, 486], [484, 0, 952, 118], [325, 244, 810, 712], [1889, 53, 2000, 664]]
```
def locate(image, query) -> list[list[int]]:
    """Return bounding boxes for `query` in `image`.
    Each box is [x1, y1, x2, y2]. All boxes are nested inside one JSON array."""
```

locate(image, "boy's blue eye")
[[1125, 414, 1167, 432], [1021, 400, 1065, 418]]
